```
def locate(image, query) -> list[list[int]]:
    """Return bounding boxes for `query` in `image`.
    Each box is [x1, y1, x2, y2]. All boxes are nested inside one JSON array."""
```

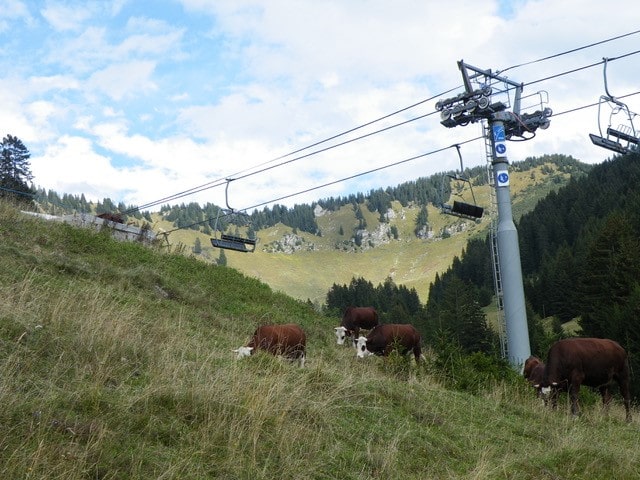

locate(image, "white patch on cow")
[[233, 346, 253, 359], [356, 336, 372, 358], [540, 387, 551, 396], [299, 353, 306, 368], [334, 326, 348, 345]]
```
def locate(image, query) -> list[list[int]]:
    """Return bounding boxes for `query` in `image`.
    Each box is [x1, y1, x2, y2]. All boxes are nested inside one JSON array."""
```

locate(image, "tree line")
[[3, 131, 590, 247]]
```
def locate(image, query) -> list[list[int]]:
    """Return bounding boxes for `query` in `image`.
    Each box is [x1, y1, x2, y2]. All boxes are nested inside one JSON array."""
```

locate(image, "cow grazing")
[[542, 337, 631, 422], [97, 212, 125, 224], [523, 356, 549, 402], [356, 324, 422, 362], [335, 306, 379, 346], [233, 324, 306, 367]]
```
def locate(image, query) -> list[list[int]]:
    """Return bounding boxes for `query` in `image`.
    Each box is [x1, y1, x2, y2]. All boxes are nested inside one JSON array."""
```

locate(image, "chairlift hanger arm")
[[224, 178, 236, 212], [454, 144, 463, 172]]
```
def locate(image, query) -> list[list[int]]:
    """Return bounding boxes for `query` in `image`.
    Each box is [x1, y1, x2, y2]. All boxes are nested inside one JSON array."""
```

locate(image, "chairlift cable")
[[123, 109, 440, 214], [498, 28, 640, 75], [154, 89, 640, 236], [126, 41, 640, 218], [161, 137, 483, 234]]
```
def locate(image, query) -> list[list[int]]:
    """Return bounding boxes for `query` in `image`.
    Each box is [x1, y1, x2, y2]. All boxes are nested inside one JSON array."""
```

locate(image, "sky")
[[1, 0, 639, 214]]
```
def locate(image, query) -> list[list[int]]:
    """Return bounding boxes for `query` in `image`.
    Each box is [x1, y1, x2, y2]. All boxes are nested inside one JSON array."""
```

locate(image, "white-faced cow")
[[335, 306, 379, 346], [541, 337, 631, 422], [233, 323, 306, 367], [356, 324, 422, 362]]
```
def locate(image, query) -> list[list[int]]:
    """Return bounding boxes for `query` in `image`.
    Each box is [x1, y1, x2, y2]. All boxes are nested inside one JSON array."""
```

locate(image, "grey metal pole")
[[489, 120, 531, 369]]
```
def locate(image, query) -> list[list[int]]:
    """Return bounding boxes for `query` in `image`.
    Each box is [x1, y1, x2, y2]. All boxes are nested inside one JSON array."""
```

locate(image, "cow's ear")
[[247, 347, 254, 353]]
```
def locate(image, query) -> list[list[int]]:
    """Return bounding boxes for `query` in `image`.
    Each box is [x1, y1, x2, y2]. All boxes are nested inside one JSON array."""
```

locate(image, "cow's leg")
[[413, 345, 421, 363], [599, 386, 612, 411], [617, 376, 632, 423], [549, 387, 559, 410], [299, 352, 306, 368], [568, 383, 581, 417]]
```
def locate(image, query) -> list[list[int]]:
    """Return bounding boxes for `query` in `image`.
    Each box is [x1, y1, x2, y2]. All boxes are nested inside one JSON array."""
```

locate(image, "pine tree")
[[414, 205, 429, 237], [0, 134, 34, 201], [217, 249, 227, 266], [193, 237, 202, 254]]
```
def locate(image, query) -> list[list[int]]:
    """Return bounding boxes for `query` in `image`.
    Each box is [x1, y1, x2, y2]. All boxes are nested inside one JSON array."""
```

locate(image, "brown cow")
[[523, 356, 549, 403], [233, 324, 306, 367], [335, 306, 379, 346], [356, 324, 422, 362], [541, 337, 631, 422], [97, 212, 125, 224]]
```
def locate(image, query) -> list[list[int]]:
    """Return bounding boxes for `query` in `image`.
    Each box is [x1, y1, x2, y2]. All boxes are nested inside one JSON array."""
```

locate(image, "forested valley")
[[423, 151, 640, 398]]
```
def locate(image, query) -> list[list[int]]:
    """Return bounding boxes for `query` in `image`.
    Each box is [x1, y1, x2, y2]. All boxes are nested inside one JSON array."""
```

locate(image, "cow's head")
[[356, 336, 372, 358], [523, 356, 542, 380], [233, 346, 254, 359], [334, 326, 350, 345], [531, 381, 552, 402]]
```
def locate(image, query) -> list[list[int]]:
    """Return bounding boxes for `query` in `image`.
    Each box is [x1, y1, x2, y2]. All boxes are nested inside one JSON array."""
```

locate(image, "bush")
[[427, 336, 519, 394]]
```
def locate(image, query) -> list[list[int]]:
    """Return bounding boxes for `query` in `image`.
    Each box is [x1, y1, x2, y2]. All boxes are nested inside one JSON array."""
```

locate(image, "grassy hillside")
[[154, 162, 575, 304], [1, 199, 638, 480]]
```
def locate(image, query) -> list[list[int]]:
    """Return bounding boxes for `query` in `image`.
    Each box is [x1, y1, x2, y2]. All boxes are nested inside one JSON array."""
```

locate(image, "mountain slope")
[[156, 157, 588, 303], [1, 198, 637, 480]]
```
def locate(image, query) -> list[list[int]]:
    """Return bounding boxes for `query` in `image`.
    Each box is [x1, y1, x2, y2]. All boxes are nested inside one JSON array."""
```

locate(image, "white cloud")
[[8, 0, 640, 213], [40, 2, 92, 32], [31, 135, 120, 199], [0, 0, 30, 31], [87, 61, 158, 101]]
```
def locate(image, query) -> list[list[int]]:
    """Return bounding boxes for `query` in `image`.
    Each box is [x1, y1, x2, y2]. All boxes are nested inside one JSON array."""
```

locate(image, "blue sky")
[[1, 0, 638, 212]]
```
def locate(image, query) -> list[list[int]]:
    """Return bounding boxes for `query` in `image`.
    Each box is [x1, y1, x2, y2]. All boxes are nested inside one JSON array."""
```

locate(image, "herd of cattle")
[[234, 307, 633, 422]]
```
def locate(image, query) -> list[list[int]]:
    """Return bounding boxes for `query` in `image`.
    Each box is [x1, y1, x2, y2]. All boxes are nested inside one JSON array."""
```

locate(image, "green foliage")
[[424, 276, 498, 354], [427, 335, 520, 394]]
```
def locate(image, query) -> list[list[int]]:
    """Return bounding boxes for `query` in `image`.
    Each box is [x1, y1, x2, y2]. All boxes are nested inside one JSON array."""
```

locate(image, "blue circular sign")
[[497, 172, 509, 184], [496, 143, 507, 154]]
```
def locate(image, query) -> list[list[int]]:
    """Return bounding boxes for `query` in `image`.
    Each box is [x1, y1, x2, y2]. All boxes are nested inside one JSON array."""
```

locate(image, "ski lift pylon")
[[440, 145, 484, 221], [589, 57, 639, 154], [210, 179, 257, 253]]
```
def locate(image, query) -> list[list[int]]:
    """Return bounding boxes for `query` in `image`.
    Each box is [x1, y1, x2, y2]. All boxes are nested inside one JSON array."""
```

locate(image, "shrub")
[[427, 335, 519, 394]]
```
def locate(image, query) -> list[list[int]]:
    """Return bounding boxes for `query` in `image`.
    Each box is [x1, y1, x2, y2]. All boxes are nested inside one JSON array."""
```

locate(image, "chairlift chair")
[[440, 145, 484, 222], [589, 58, 639, 155], [210, 179, 258, 253]]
